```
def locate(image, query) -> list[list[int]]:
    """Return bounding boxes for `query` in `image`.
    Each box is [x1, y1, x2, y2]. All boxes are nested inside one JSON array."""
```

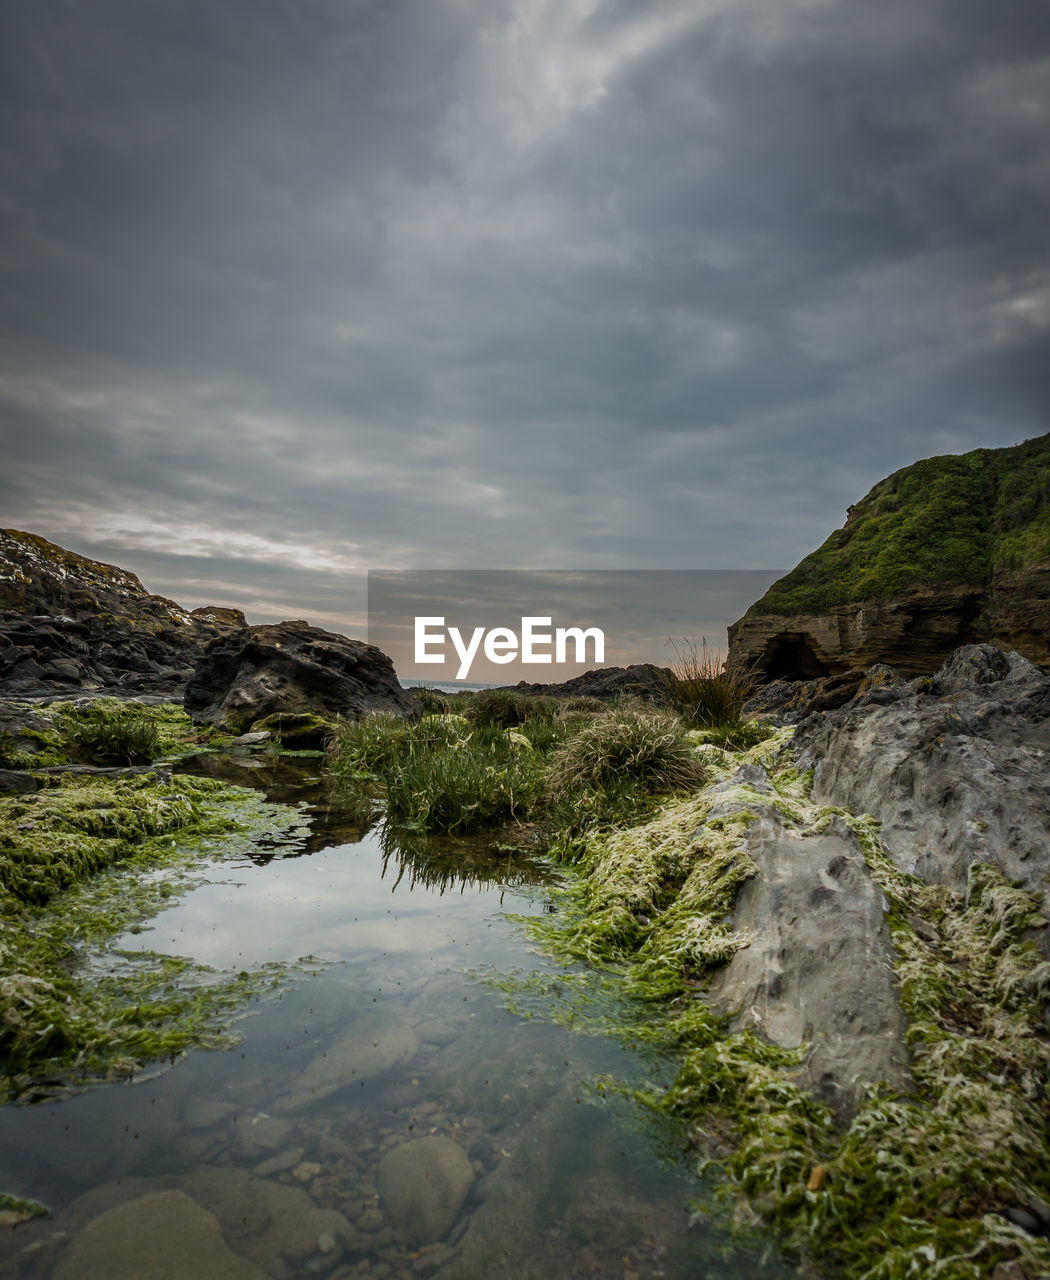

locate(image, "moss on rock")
[[249, 711, 338, 749], [512, 727, 1050, 1279], [0, 700, 213, 769], [752, 433, 1050, 616], [0, 770, 312, 1102]]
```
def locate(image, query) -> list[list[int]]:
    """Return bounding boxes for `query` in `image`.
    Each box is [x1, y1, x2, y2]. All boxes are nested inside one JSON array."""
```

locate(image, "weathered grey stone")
[[54, 1189, 266, 1280], [377, 1135, 475, 1248], [506, 662, 674, 704], [795, 645, 1050, 946], [0, 528, 244, 698], [708, 810, 911, 1118], [0, 767, 41, 793]]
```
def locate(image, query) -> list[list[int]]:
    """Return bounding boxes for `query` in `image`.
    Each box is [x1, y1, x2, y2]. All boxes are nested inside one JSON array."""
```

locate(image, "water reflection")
[[0, 751, 795, 1280], [176, 750, 382, 858], [177, 751, 557, 895], [378, 825, 559, 896]]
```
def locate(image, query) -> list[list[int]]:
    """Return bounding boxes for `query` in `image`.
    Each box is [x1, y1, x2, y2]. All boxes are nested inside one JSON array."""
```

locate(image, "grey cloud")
[[1, 0, 1048, 639]]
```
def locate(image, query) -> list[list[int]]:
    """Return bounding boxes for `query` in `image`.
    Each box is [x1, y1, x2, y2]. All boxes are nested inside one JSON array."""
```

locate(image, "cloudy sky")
[[1, 0, 1048, 635]]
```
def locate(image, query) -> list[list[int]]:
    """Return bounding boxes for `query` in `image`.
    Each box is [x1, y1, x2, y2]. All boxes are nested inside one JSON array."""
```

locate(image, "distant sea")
[[399, 678, 499, 694]]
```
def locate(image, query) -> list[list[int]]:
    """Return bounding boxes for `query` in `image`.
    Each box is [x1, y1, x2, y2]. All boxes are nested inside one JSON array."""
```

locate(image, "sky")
[[1, 0, 1048, 639]]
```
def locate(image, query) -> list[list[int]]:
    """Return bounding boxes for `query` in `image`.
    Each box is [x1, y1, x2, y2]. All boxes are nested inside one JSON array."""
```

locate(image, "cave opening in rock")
[[760, 633, 830, 681]]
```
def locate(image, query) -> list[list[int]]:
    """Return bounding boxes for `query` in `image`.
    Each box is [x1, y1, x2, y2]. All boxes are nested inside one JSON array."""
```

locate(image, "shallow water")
[[0, 754, 792, 1279]]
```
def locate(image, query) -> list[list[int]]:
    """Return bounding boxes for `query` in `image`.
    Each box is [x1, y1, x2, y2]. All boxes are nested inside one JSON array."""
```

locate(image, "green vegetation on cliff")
[[754, 434, 1050, 615]]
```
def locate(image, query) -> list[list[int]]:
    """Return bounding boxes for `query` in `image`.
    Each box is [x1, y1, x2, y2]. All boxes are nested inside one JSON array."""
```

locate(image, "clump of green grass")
[[461, 688, 558, 729], [560, 696, 607, 714], [56, 701, 161, 765], [409, 685, 452, 716], [327, 713, 467, 779], [382, 730, 539, 832], [547, 707, 705, 801], [329, 701, 706, 838], [328, 714, 549, 832], [664, 638, 758, 744], [1, 702, 214, 769]]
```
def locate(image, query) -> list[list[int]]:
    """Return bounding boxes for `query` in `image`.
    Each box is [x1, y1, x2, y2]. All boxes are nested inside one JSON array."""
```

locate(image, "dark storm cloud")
[[1, 0, 1048, 641]]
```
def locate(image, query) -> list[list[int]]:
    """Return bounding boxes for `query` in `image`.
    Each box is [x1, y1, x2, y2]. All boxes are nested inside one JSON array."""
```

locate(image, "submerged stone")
[[175, 1165, 362, 1268], [53, 1189, 266, 1280], [274, 1011, 419, 1113], [377, 1134, 475, 1248], [182, 1098, 238, 1130]]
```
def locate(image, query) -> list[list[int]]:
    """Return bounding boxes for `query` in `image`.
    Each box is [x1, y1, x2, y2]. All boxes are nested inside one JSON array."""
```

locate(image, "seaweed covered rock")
[[729, 434, 1050, 684], [0, 529, 245, 697], [248, 711, 335, 749], [184, 621, 416, 733], [794, 644, 1050, 946]]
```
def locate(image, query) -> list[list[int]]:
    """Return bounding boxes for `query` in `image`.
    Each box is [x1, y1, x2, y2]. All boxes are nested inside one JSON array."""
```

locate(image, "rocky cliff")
[[0, 529, 246, 698], [729, 434, 1050, 686], [185, 620, 417, 732]]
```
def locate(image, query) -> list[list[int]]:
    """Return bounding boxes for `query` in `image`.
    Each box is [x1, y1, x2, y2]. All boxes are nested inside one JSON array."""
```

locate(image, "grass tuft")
[[547, 707, 706, 800], [460, 688, 559, 729], [664, 637, 758, 742]]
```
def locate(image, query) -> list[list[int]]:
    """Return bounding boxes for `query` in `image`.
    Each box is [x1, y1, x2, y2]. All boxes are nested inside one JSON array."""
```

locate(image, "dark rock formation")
[[507, 662, 673, 703], [742, 670, 870, 723], [729, 434, 1050, 683], [794, 644, 1050, 949], [0, 529, 244, 698], [185, 620, 416, 732]]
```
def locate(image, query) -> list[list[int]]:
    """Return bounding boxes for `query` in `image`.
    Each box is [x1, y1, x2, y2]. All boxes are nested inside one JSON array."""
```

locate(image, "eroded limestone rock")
[[795, 645, 1050, 945], [708, 805, 911, 1117]]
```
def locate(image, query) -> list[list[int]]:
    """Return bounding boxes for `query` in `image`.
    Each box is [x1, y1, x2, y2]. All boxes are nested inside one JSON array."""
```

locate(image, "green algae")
[[496, 725, 1050, 1279], [0, 1193, 48, 1227], [0, 771, 314, 1103], [0, 773, 213, 907], [0, 700, 219, 769]]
